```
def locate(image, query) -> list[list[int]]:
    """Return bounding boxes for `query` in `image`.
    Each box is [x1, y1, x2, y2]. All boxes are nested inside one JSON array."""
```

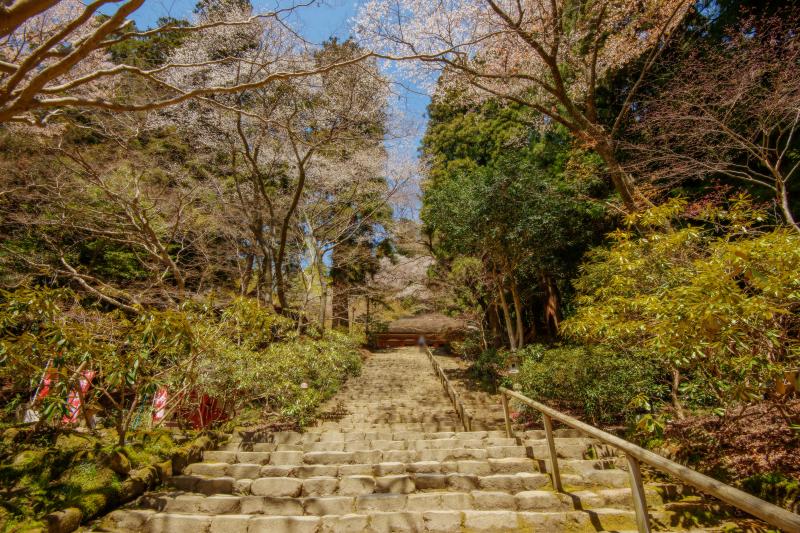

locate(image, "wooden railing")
[[425, 347, 472, 432], [499, 387, 800, 533]]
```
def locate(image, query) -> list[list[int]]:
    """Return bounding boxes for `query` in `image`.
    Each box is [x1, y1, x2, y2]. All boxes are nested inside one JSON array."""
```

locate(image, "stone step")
[[328, 407, 459, 412], [225, 430, 513, 446], [220, 438, 598, 460], [310, 423, 465, 432], [327, 416, 462, 422], [326, 419, 463, 426], [323, 401, 458, 406], [226, 430, 590, 448], [184, 457, 540, 480], [324, 399, 455, 404], [101, 507, 650, 532], [192, 446, 529, 468], [328, 412, 461, 418], [134, 486, 666, 516], [525, 440, 597, 460], [172, 467, 629, 496], [258, 428, 584, 440], [182, 457, 540, 479], [171, 471, 553, 496], [201, 452, 623, 477], [217, 437, 519, 454]]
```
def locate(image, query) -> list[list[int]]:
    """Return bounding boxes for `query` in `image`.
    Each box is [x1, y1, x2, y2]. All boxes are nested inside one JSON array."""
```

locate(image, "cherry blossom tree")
[[160, 33, 393, 314], [0, 0, 371, 125], [355, 0, 691, 211], [294, 144, 391, 326]]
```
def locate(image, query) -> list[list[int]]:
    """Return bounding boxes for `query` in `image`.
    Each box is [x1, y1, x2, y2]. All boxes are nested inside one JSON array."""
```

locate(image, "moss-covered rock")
[[57, 463, 121, 517], [0, 428, 221, 532], [106, 450, 131, 475], [11, 449, 48, 469], [45, 507, 82, 533]]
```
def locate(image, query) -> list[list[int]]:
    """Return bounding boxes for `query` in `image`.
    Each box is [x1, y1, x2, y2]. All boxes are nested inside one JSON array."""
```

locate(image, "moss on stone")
[[57, 463, 121, 517], [0, 428, 201, 530]]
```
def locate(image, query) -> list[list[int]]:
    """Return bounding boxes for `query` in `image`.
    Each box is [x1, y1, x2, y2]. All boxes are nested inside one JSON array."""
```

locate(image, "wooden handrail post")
[[459, 403, 468, 431], [501, 392, 512, 438], [542, 413, 563, 492], [626, 455, 652, 533]]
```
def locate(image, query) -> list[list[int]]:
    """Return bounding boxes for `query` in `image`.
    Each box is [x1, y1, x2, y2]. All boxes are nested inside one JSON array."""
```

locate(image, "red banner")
[[152, 386, 168, 423], [62, 371, 96, 424], [36, 367, 58, 401]]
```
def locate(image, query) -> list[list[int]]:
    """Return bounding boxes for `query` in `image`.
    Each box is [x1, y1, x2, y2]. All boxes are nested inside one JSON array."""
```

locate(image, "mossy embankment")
[[0, 425, 221, 531]]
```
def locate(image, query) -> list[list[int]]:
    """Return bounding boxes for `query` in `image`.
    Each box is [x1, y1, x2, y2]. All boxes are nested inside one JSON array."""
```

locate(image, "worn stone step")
[[319, 430, 509, 441], [216, 437, 519, 454], [100, 507, 648, 532], [170, 471, 553, 496], [135, 486, 667, 517], [222, 430, 512, 449], [189, 446, 529, 468], [320, 407, 456, 412], [332, 413, 461, 420], [551, 458, 626, 475], [319, 417, 500, 426], [325, 402, 456, 408], [183, 457, 540, 481], [310, 423, 464, 432]]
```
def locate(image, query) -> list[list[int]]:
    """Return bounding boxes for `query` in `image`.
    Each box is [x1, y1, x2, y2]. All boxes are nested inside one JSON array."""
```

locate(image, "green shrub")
[[0, 287, 362, 438], [563, 196, 800, 411], [451, 328, 485, 361], [195, 327, 362, 426], [466, 347, 510, 391], [366, 321, 388, 350], [741, 473, 800, 513], [516, 344, 666, 425]]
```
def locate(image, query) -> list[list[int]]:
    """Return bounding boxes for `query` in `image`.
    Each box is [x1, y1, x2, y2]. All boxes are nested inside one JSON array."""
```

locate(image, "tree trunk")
[[331, 248, 349, 330], [240, 253, 254, 295], [317, 256, 327, 330], [496, 274, 517, 351], [365, 297, 370, 338], [777, 180, 800, 233], [510, 279, 525, 349], [273, 158, 308, 313], [257, 251, 274, 308], [273, 264, 288, 313], [487, 302, 502, 348], [593, 136, 642, 213], [672, 368, 685, 420], [541, 273, 560, 336], [347, 301, 355, 334]]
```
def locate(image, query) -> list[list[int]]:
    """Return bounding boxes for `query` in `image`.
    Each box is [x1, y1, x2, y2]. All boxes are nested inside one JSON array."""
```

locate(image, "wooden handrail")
[[499, 387, 800, 533], [425, 347, 472, 431]]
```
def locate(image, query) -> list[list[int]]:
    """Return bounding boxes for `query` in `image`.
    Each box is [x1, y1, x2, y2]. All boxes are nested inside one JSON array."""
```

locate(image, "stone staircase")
[[97, 347, 720, 532]]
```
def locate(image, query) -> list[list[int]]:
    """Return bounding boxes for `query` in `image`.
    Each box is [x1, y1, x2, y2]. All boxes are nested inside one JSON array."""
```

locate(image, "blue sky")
[[130, 0, 431, 166], [132, 0, 358, 42]]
